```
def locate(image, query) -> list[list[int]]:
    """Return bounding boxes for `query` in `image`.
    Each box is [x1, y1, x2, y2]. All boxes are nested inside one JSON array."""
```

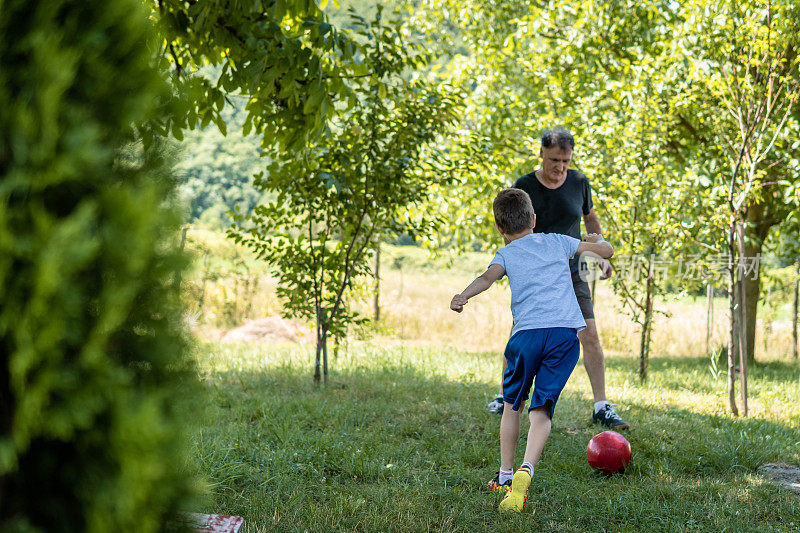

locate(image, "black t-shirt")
[[512, 169, 594, 273]]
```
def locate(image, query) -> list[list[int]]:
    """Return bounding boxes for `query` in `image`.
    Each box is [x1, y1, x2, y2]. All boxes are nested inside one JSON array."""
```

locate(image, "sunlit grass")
[[189, 342, 800, 532]]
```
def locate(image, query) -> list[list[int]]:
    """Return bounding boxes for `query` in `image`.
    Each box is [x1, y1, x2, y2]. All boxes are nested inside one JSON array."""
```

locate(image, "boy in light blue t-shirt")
[[450, 188, 614, 513]]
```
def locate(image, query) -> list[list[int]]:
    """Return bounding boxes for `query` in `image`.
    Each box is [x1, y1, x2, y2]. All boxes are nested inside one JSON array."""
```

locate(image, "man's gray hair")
[[541, 128, 575, 151]]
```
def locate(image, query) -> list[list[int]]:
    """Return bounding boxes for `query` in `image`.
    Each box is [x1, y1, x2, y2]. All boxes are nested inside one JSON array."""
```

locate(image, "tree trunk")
[[314, 305, 322, 384], [737, 223, 748, 416], [199, 252, 209, 319], [706, 284, 713, 355], [793, 262, 798, 360], [323, 330, 328, 385], [738, 281, 749, 415], [321, 307, 328, 384], [740, 191, 778, 363], [313, 344, 322, 383], [638, 263, 655, 381], [727, 215, 739, 416], [172, 224, 189, 292], [374, 244, 380, 322]]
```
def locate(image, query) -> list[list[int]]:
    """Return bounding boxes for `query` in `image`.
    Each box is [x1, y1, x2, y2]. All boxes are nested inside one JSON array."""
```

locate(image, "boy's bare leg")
[[522, 406, 552, 466], [499, 402, 521, 471], [499, 405, 547, 513]]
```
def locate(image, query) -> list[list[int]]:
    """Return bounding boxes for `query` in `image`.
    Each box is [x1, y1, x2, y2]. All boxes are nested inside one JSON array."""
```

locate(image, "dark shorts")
[[502, 327, 581, 418], [572, 270, 594, 320]]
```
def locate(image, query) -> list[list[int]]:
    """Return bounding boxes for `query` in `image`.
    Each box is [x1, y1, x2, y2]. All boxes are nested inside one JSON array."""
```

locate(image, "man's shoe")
[[486, 473, 511, 493], [499, 467, 531, 513], [592, 404, 630, 429], [487, 395, 504, 415]]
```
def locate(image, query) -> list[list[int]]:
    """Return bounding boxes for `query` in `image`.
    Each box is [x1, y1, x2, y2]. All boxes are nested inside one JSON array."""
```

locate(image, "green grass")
[[188, 342, 800, 532]]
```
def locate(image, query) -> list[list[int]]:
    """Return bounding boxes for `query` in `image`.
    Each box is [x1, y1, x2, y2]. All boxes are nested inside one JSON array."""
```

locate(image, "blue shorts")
[[502, 327, 580, 418]]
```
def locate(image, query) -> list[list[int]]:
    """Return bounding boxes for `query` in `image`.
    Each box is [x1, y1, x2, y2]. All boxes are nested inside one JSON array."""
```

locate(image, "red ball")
[[587, 431, 631, 474]]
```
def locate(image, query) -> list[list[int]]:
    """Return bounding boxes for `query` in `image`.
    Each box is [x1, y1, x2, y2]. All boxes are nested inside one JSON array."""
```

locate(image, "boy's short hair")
[[493, 189, 534, 235]]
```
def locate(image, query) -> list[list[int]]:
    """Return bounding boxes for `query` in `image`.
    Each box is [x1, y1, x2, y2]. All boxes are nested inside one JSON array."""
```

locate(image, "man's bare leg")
[[577, 319, 606, 402], [579, 318, 629, 428], [487, 353, 508, 414]]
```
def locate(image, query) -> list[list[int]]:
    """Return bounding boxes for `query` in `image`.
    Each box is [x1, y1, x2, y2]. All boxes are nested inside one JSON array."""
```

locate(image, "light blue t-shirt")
[[490, 233, 586, 336]]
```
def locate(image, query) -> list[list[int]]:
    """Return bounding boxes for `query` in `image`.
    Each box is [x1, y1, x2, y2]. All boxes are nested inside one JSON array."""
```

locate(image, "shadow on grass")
[[191, 353, 800, 532], [605, 353, 800, 378], [602, 353, 800, 400]]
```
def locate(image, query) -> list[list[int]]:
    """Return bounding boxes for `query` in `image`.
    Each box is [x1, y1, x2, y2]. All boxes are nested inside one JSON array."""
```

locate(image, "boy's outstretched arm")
[[577, 233, 614, 259], [450, 264, 506, 313]]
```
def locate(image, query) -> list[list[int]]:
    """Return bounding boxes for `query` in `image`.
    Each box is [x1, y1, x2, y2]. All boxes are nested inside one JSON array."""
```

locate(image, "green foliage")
[[670, 1, 800, 377], [182, 228, 281, 329], [674, 0, 800, 209], [0, 1, 200, 530], [153, 0, 360, 152], [175, 98, 266, 226], [416, 0, 800, 252], [157, 1, 407, 228], [325, 0, 402, 29], [229, 9, 462, 379]]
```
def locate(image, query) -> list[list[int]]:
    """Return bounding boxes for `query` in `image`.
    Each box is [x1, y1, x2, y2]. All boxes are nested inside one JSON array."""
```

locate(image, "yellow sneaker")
[[498, 466, 531, 513]]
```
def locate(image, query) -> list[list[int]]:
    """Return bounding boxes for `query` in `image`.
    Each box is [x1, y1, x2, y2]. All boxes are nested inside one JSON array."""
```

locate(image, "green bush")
[[0, 1, 200, 531]]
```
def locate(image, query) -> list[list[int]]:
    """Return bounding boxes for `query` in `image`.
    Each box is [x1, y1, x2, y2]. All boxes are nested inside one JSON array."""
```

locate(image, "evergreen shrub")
[[0, 1, 200, 530]]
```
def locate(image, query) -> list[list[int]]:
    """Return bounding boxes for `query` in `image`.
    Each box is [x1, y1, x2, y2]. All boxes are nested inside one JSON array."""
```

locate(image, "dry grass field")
[[184, 228, 799, 362]]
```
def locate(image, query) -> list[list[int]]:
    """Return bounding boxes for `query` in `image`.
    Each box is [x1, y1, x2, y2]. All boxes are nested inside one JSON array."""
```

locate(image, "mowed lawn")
[[187, 341, 800, 532]]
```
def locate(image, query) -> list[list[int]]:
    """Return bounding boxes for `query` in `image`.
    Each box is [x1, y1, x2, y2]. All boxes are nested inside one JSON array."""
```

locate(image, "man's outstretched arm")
[[583, 209, 613, 278], [583, 208, 604, 235], [577, 234, 614, 259]]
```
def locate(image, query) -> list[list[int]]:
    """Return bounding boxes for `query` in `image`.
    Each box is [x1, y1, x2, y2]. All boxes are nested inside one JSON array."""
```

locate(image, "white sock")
[[520, 461, 534, 475], [499, 469, 513, 484], [594, 400, 609, 414]]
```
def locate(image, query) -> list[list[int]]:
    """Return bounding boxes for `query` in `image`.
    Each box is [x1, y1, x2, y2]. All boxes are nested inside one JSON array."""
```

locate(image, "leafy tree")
[[152, 0, 360, 151], [229, 9, 461, 383], [673, 0, 800, 414], [586, 82, 702, 381], [0, 1, 200, 530], [414, 0, 697, 247], [151, 2, 368, 228]]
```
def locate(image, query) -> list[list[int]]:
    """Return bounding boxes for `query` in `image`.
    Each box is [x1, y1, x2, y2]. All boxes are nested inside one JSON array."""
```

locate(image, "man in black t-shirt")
[[487, 129, 629, 430]]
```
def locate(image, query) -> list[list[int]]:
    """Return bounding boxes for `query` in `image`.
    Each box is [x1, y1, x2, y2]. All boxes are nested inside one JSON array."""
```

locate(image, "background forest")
[[175, 0, 800, 376]]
